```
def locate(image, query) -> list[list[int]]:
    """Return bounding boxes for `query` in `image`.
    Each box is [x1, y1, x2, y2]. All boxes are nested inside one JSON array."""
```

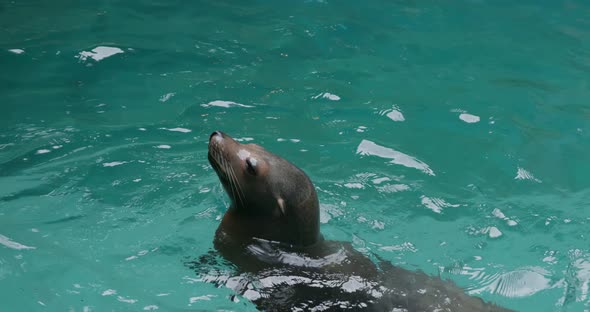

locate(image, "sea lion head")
[[208, 131, 320, 247]]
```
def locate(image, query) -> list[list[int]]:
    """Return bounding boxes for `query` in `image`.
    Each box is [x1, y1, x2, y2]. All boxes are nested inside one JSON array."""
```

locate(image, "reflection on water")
[[76, 46, 125, 62], [468, 266, 554, 298], [0, 234, 36, 250], [357, 139, 435, 176]]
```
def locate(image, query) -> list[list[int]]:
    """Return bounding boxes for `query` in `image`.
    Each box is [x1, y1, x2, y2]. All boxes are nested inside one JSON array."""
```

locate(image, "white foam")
[[386, 110, 405, 121], [488, 226, 503, 238], [380, 107, 405, 122], [492, 208, 519, 226], [9, 49, 25, 54], [420, 196, 460, 214], [103, 161, 127, 167], [515, 167, 541, 183], [189, 295, 215, 303], [376, 184, 410, 193], [323, 93, 340, 100], [160, 127, 191, 133], [372, 220, 385, 230], [77, 46, 124, 62], [159, 93, 175, 102], [312, 92, 341, 101], [372, 177, 391, 184], [357, 140, 434, 176], [542, 255, 556, 264], [492, 208, 506, 219], [201, 100, 253, 108], [36, 149, 51, 155], [117, 296, 137, 304], [102, 289, 117, 296], [155, 145, 171, 149], [344, 183, 364, 189], [319, 203, 344, 224], [507, 220, 518, 226], [0, 234, 36, 250], [459, 113, 480, 123]]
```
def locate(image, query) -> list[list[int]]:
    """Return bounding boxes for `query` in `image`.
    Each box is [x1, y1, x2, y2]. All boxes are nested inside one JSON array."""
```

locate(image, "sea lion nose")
[[210, 131, 223, 141]]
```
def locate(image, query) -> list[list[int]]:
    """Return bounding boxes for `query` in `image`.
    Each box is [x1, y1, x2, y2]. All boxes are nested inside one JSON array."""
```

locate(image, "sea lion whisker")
[[234, 169, 247, 208], [228, 163, 246, 207], [222, 156, 244, 208], [221, 156, 238, 202]]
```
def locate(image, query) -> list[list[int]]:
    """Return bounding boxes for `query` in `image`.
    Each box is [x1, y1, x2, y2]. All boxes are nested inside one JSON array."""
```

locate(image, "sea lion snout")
[[208, 130, 236, 157], [209, 130, 224, 142]]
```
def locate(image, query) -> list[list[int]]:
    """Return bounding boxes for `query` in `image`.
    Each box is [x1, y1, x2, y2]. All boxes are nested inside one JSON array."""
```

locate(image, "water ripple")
[[467, 266, 554, 298]]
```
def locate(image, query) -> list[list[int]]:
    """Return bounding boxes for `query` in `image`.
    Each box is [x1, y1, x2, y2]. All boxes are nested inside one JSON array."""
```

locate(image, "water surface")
[[2, 0, 590, 311]]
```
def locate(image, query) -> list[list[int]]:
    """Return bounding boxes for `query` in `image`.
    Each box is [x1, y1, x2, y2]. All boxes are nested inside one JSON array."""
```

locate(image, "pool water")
[[2, 0, 590, 311]]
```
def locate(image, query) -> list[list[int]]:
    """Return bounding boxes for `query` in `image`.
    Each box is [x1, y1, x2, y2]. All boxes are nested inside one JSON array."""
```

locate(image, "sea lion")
[[199, 130, 513, 312]]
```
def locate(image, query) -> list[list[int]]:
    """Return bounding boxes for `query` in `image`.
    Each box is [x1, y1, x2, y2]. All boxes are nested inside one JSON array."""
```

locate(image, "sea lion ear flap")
[[277, 197, 286, 216]]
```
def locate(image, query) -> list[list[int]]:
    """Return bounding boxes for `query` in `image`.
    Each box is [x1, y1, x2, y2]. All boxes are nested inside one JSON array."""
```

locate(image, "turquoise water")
[[2, 0, 590, 311]]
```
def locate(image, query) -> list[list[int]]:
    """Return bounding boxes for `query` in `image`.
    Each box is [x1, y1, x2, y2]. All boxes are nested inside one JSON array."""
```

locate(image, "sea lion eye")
[[245, 158, 257, 175]]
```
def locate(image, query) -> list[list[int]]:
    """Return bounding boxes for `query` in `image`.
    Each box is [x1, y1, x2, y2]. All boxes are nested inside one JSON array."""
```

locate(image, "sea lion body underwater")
[[203, 131, 513, 312]]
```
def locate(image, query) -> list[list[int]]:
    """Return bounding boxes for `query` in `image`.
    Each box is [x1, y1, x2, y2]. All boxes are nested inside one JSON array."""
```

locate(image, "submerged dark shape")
[[195, 131, 513, 312]]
